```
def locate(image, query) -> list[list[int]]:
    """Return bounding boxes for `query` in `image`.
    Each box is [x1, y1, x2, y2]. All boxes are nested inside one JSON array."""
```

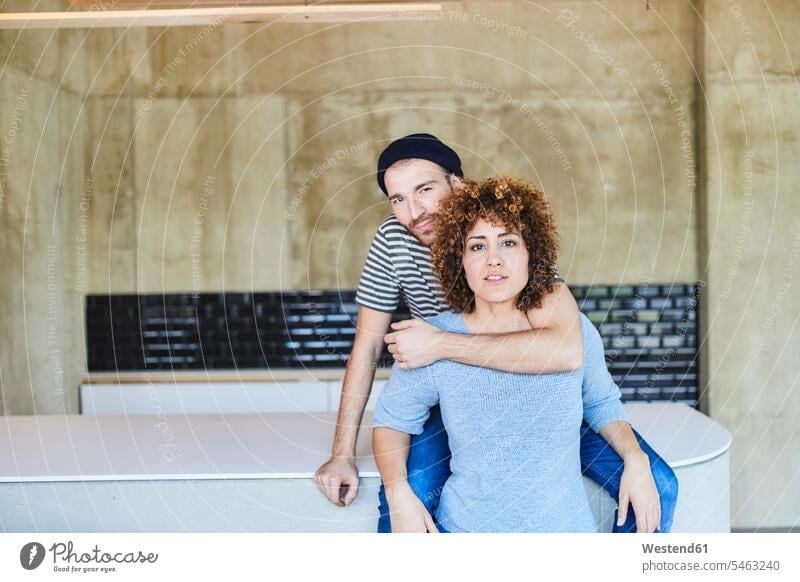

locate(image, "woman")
[[372, 176, 659, 533]]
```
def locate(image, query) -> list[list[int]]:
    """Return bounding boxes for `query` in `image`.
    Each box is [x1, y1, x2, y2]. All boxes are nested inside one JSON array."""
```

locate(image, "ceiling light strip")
[[0, 3, 442, 30]]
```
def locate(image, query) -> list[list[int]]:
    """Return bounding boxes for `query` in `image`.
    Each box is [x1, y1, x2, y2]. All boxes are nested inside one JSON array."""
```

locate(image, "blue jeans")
[[376, 404, 679, 533]]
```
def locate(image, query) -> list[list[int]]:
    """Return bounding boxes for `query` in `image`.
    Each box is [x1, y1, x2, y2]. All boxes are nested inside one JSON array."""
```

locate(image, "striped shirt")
[[356, 214, 564, 318]]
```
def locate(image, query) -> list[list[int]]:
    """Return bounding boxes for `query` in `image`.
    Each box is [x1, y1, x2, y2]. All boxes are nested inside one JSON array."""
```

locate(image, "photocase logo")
[[20, 542, 46, 570]]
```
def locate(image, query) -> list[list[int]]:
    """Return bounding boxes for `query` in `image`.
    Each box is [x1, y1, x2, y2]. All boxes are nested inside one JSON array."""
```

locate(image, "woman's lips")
[[483, 275, 509, 285]]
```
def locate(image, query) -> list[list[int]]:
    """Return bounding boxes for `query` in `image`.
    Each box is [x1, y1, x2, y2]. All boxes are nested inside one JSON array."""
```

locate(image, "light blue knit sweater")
[[373, 311, 631, 533]]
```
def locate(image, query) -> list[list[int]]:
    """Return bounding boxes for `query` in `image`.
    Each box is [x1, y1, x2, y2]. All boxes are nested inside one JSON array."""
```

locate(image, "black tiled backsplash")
[[86, 290, 402, 372], [86, 283, 701, 405]]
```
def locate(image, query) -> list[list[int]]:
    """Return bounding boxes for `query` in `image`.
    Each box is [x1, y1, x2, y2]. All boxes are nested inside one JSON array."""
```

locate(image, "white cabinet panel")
[[328, 379, 384, 413], [367, 380, 385, 412], [80, 381, 329, 415]]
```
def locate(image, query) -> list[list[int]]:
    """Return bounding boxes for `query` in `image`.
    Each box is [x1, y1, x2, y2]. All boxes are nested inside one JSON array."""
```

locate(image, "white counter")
[[0, 403, 731, 532], [0, 411, 372, 483], [81, 368, 391, 384]]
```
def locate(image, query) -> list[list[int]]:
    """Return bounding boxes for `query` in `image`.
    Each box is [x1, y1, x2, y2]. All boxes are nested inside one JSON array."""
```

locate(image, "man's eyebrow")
[[389, 180, 437, 199]]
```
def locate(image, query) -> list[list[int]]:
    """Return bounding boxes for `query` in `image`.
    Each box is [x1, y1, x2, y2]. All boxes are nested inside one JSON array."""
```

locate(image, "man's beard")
[[409, 214, 436, 244]]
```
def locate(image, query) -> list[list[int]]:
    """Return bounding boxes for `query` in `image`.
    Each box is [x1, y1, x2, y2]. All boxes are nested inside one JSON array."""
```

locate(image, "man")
[[314, 133, 678, 533]]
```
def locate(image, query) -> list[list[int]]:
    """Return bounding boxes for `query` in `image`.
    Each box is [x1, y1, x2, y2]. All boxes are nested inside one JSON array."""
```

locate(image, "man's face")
[[384, 158, 456, 246]]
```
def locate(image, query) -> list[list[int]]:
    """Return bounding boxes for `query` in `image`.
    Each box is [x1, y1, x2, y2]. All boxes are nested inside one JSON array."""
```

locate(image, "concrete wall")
[[699, 0, 800, 530], [82, 0, 699, 291], [0, 0, 88, 415], [84, 95, 291, 294]]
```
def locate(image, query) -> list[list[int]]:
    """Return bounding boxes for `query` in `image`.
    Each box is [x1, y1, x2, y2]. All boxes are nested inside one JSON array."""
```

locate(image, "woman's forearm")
[[598, 420, 647, 463], [373, 426, 438, 532], [372, 427, 413, 493]]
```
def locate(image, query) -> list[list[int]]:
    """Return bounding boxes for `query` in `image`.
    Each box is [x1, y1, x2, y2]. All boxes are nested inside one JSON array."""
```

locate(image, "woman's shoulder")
[[423, 310, 467, 333], [578, 312, 604, 354]]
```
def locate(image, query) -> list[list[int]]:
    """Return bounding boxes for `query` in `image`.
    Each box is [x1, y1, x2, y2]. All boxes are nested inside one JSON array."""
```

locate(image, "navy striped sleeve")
[[356, 224, 401, 313]]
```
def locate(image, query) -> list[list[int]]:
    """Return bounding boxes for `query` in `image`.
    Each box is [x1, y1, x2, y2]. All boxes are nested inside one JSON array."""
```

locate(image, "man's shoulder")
[[376, 214, 415, 240], [377, 213, 403, 233]]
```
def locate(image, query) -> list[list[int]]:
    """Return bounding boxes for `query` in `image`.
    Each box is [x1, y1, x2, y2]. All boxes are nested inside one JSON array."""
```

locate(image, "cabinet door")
[[328, 379, 384, 413]]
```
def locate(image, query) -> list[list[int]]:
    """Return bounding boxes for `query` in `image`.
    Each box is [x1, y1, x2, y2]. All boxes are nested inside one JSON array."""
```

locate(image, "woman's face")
[[462, 217, 529, 306]]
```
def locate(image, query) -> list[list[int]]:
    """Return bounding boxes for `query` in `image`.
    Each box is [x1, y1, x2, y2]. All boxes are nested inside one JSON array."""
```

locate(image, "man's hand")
[[617, 452, 661, 532], [386, 482, 439, 533], [384, 318, 444, 369], [314, 456, 359, 507]]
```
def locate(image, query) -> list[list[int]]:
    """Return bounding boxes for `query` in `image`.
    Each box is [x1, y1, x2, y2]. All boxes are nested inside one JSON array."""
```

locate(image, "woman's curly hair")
[[431, 176, 560, 314]]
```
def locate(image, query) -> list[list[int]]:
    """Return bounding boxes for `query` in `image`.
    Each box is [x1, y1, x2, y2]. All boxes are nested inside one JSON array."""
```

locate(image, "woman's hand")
[[386, 482, 439, 533], [618, 452, 661, 532], [373, 428, 437, 532]]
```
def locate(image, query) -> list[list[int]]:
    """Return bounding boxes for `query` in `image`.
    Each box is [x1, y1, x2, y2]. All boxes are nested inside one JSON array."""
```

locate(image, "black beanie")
[[376, 133, 463, 196]]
